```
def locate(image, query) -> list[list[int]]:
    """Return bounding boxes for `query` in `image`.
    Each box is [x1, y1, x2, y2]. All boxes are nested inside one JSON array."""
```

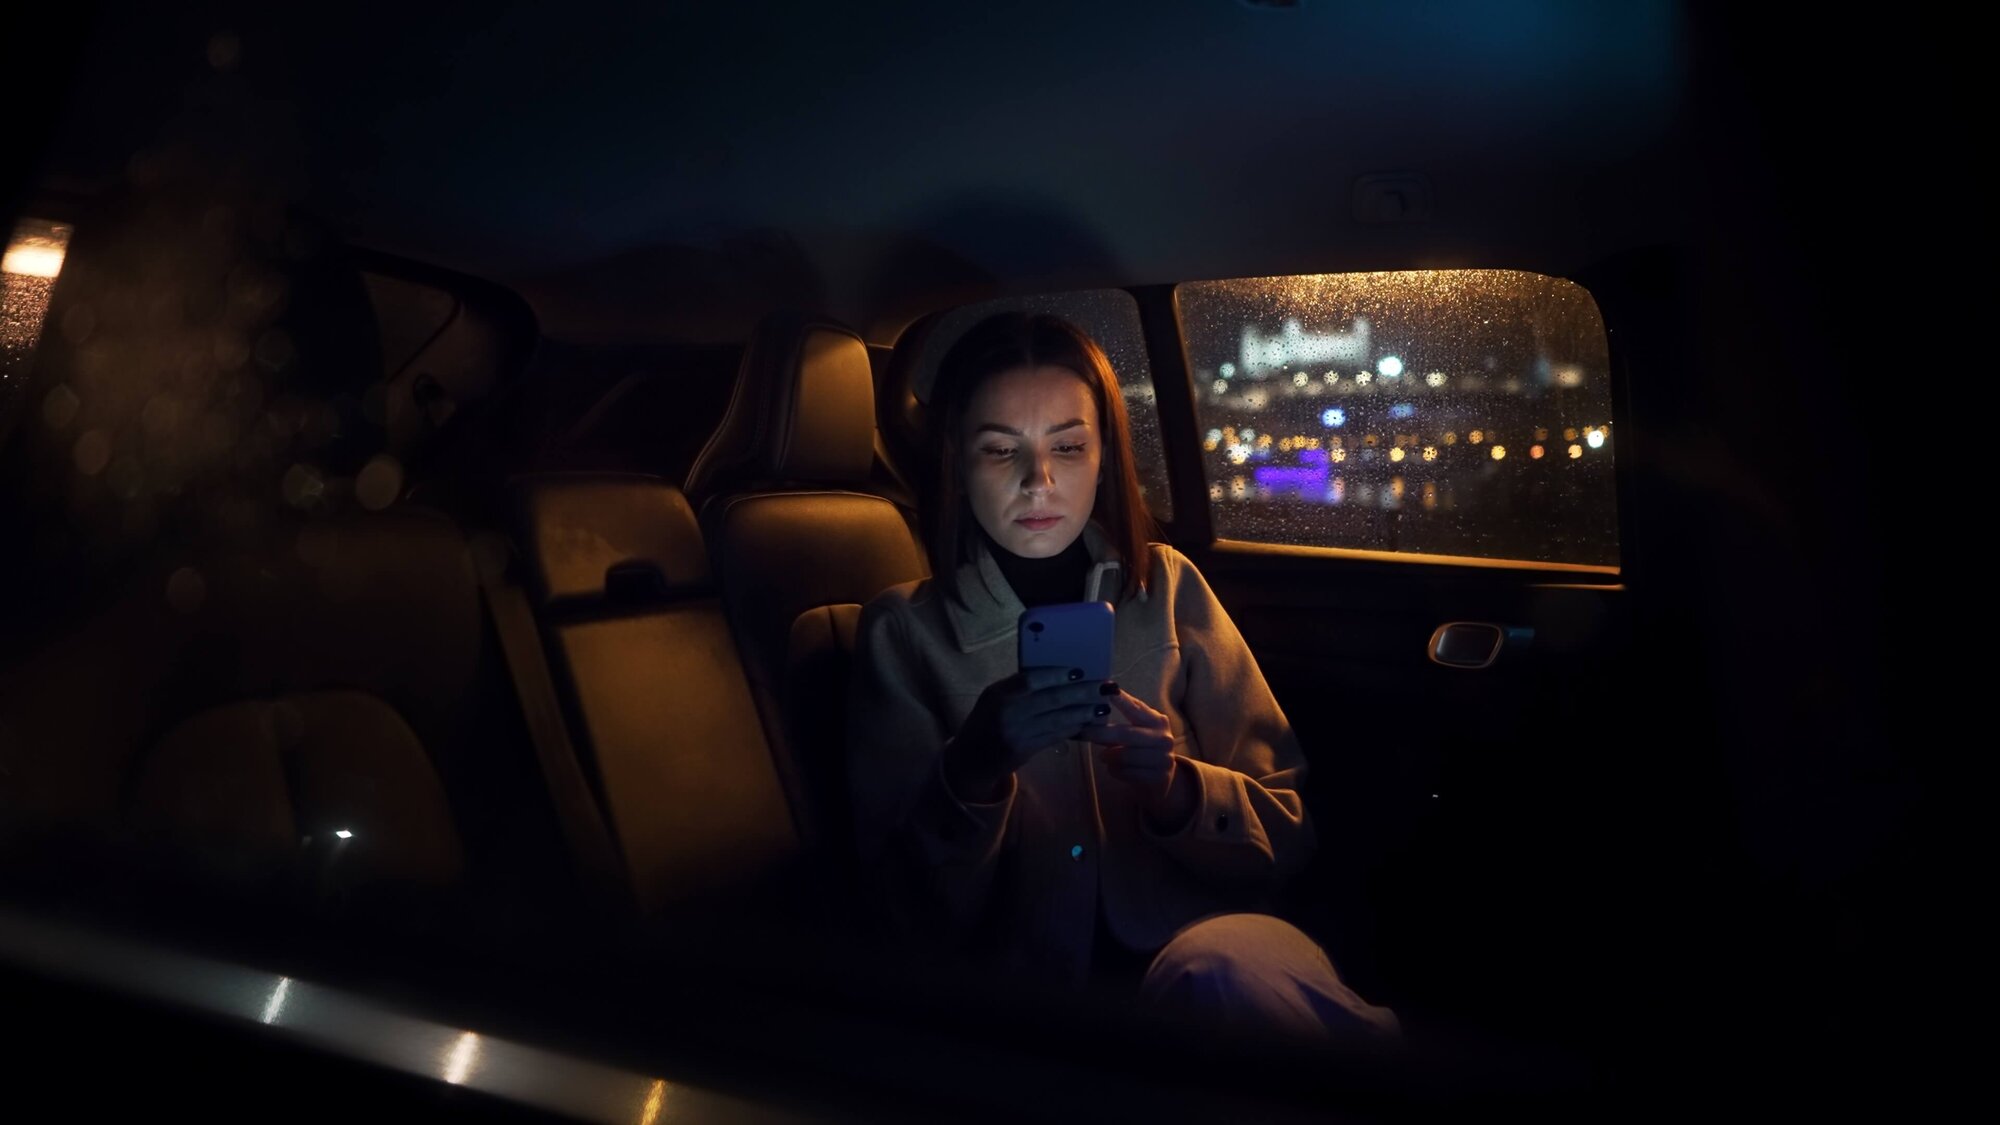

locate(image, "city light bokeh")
[[1179, 270, 1619, 566]]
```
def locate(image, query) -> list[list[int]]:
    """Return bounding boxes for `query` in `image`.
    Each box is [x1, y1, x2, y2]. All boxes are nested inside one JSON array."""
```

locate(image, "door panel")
[[1191, 546, 1635, 1034]]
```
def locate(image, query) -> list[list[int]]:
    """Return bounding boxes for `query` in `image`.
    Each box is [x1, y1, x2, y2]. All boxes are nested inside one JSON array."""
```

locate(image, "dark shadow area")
[[871, 193, 1133, 330], [510, 231, 826, 345]]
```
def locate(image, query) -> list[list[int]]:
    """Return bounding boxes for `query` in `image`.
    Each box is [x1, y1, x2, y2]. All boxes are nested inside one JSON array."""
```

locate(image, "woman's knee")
[[1140, 913, 1400, 1043], [1147, 913, 1325, 980]]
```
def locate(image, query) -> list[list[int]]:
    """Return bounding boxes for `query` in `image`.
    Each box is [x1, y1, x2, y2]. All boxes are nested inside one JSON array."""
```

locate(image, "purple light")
[[1253, 463, 1330, 497]]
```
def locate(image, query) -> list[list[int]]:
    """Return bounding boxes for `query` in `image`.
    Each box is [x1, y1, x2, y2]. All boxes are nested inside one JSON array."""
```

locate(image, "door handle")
[[1428, 622, 1534, 669]]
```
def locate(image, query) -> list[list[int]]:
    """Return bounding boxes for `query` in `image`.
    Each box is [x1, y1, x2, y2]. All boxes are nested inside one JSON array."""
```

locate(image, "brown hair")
[[926, 311, 1158, 604]]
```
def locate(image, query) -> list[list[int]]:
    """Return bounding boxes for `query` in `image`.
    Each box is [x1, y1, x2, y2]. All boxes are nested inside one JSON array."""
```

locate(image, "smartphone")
[[1018, 601, 1115, 680]]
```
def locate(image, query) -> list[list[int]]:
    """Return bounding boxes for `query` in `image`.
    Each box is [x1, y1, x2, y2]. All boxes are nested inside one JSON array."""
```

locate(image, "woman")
[[846, 311, 1398, 1042]]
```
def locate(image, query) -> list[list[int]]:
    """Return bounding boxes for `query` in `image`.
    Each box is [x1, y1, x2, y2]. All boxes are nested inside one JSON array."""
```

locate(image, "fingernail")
[[1099, 681, 1120, 696], [1067, 668, 1083, 682], [1094, 704, 1110, 717]]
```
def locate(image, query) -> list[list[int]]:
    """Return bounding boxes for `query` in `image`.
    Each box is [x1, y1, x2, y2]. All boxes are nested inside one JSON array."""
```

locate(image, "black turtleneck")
[[985, 529, 1092, 607]]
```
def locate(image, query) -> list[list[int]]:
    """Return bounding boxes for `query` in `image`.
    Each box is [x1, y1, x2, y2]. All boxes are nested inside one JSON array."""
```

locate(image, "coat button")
[[1215, 814, 1230, 832], [1069, 844, 1084, 861]]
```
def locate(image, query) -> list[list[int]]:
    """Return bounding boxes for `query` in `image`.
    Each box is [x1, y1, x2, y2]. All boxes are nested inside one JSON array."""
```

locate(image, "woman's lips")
[[1016, 516, 1062, 531]]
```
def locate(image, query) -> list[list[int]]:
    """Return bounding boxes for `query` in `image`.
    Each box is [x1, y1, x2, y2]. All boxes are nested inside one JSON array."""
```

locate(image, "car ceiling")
[[32, 1, 1694, 341]]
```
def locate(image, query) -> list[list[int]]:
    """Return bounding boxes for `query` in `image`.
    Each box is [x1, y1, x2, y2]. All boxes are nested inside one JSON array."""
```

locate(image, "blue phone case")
[[1017, 601, 1116, 680]]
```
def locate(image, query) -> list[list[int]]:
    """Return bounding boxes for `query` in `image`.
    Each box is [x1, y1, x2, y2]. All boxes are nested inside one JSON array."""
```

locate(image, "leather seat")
[[509, 472, 800, 921], [683, 312, 927, 867]]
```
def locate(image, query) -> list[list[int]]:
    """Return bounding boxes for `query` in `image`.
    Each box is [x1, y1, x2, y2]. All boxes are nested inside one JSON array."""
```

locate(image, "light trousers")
[[1137, 913, 1402, 1043]]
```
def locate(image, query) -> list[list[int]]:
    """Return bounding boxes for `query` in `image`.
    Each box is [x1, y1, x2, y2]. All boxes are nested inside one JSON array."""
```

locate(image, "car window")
[[1177, 270, 1618, 567], [1, 217, 73, 435], [910, 289, 1173, 522]]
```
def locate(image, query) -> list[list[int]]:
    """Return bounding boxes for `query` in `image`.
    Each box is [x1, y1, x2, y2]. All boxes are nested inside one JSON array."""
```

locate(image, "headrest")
[[876, 299, 1036, 482], [355, 251, 539, 469], [512, 474, 711, 607], [683, 311, 875, 501]]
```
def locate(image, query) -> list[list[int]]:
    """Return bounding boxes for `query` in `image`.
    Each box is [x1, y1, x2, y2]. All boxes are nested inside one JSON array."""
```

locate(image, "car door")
[[1124, 263, 1720, 1047]]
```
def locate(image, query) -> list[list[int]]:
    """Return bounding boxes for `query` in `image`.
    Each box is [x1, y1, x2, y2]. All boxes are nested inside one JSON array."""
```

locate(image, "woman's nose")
[[1021, 453, 1054, 493]]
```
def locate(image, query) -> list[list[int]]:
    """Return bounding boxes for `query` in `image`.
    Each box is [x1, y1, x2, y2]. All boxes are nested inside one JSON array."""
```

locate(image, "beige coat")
[[846, 524, 1314, 985]]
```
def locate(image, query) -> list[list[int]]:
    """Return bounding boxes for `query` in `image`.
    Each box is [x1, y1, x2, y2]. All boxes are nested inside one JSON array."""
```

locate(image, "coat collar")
[[943, 522, 1136, 653]]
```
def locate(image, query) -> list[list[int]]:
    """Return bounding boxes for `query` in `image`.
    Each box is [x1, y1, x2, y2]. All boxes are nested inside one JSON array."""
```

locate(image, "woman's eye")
[[1054, 444, 1086, 455], [981, 446, 1015, 459]]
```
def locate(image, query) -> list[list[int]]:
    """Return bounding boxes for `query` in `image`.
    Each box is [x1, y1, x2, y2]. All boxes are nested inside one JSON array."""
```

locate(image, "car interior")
[[1, 2, 1933, 1122]]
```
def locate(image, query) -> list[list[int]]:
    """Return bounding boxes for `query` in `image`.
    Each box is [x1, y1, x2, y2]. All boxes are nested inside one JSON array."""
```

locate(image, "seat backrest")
[[511, 472, 801, 919], [784, 601, 865, 858], [360, 248, 543, 528], [682, 313, 927, 860]]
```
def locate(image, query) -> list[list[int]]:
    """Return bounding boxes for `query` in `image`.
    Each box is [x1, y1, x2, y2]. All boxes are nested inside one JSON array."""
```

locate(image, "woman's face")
[[960, 364, 1102, 559]]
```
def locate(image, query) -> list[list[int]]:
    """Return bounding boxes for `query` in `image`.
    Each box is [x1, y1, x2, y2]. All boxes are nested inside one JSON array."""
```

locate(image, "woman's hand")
[[943, 667, 1119, 803], [1079, 691, 1197, 831]]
